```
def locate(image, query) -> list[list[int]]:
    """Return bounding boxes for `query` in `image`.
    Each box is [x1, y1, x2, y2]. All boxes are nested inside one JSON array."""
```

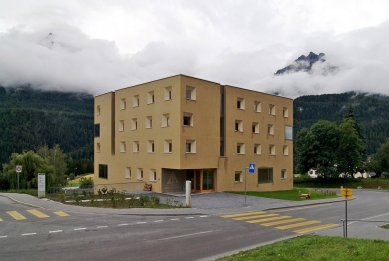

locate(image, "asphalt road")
[[1, 190, 389, 261]]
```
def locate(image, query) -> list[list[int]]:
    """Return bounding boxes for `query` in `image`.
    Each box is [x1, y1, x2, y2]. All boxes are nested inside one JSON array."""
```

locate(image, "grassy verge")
[[381, 224, 389, 229], [294, 176, 389, 189], [217, 235, 389, 261], [229, 188, 339, 201], [2, 189, 38, 196], [47, 193, 186, 209]]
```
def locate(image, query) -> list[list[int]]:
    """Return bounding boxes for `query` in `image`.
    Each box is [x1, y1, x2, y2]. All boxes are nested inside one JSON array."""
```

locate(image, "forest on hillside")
[[0, 86, 94, 173], [294, 92, 389, 155]]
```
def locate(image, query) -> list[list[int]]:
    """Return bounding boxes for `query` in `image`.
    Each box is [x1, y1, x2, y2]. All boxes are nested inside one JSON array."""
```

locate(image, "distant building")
[[94, 75, 293, 193]]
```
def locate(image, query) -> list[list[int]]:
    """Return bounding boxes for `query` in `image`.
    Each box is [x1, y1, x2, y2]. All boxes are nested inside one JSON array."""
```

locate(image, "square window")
[[252, 122, 259, 133], [254, 101, 261, 112], [162, 113, 170, 127], [186, 86, 196, 100], [133, 141, 139, 153], [96, 143, 100, 153], [99, 164, 108, 179], [237, 143, 245, 154], [283, 107, 288, 117], [120, 141, 126, 152], [235, 120, 243, 132], [235, 171, 242, 182], [148, 140, 154, 153], [254, 144, 261, 155], [283, 145, 288, 155], [150, 169, 157, 181], [119, 120, 124, 132], [183, 112, 193, 126], [164, 140, 172, 153], [186, 140, 196, 153], [96, 105, 101, 115], [137, 168, 143, 180], [120, 98, 126, 110], [164, 86, 172, 100], [237, 97, 245, 110], [131, 118, 138, 130], [133, 95, 139, 107], [125, 167, 131, 179], [281, 169, 287, 179], [269, 145, 275, 155], [258, 168, 273, 183], [269, 104, 275, 115], [148, 91, 155, 104], [268, 124, 274, 135], [146, 116, 152, 129]]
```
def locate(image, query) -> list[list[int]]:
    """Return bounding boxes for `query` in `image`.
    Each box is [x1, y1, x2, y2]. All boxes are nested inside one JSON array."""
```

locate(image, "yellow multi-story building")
[[94, 75, 293, 193]]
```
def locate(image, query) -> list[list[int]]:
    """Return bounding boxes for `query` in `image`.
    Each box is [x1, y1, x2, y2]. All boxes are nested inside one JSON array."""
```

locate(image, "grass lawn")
[[217, 235, 389, 261], [3, 189, 38, 196], [229, 188, 339, 201]]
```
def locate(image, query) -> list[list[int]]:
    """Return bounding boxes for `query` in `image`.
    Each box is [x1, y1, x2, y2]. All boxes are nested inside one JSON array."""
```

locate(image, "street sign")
[[248, 163, 255, 174], [341, 188, 352, 198], [16, 165, 22, 173]]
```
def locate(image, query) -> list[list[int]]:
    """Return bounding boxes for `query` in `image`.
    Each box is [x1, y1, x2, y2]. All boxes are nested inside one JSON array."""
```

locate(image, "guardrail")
[[341, 219, 389, 238]]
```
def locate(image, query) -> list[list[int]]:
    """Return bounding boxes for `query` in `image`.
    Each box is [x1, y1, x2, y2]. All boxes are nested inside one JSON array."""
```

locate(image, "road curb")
[[0, 194, 43, 209], [263, 198, 354, 212]]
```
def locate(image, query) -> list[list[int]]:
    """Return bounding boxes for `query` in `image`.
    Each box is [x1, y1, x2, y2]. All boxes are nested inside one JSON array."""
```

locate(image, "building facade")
[[94, 75, 293, 193]]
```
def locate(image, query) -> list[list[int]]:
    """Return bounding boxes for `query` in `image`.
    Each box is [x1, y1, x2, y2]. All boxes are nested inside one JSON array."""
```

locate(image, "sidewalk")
[[0, 191, 346, 216]]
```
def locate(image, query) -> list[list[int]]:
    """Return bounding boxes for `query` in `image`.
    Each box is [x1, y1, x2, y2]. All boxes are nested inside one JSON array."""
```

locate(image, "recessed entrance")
[[186, 169, 215, 193]]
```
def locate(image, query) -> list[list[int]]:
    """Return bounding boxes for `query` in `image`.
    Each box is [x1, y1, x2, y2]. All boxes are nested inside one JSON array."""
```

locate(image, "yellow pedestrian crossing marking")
[[1, 210, 69, 220], [276, 220, 321, 230], [54, 211, 69, 217], [27, 209, 50, 218], [294, 223, 338, 234], [221, 211, 337, 234], [262, 218, 306, 226], [6, 211, 27, 220], [247, 216, 291, 224], [221, 211, 266, 218], [233, 213, 278, 221]]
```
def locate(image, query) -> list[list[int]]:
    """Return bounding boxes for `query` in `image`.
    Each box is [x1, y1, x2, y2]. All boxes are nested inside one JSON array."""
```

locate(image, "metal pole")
[[345, 193, 348, 238], [18, 172, 19, 190], [342, 220, 345, 238], [244, 167, 247, 206]]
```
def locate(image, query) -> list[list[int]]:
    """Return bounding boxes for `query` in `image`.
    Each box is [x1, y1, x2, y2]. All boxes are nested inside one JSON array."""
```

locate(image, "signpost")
[[15, 165, 22, 190], [341, 188, 353, 238], [245, 163, 256, 206], [38, 173, 45, 198]]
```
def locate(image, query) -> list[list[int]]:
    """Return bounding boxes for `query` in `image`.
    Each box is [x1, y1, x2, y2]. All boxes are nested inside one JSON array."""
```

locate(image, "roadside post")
[[15, 165, 22, 190], [341, 188, 353, 238], [245, 163, 255, 206], [38, 173, 46, 198], [185, 180, 191, 207]]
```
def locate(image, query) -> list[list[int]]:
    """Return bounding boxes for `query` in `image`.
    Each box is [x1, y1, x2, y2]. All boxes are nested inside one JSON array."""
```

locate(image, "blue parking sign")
[[248, 163, 255, 174]]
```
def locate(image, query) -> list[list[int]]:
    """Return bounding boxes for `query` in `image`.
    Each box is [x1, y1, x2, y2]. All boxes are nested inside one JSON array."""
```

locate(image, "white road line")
[[137, 222, 147, 224], [158, 230, 213, 241], [0, 235, 8, 238], [154, 220, 164, 222], [186, 217, 194, 219], [22, 233, 36, 236], [170, 218, 179, 221], [97, 226, 108, 228], [118, 224, 128, 226], [49, 230, 63, 233], [74, 228, 86, 231], [200, 215, 208, 218], [348, 212, 389, 225]]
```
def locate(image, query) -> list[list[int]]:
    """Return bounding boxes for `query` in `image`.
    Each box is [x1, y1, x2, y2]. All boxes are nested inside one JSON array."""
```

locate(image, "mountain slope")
[[294, 92, 389, 155]]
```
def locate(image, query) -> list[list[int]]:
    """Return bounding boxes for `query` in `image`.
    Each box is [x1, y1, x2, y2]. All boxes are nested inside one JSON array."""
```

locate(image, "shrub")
[[79, 177, 94, 188], [59, 193, 66, 203]]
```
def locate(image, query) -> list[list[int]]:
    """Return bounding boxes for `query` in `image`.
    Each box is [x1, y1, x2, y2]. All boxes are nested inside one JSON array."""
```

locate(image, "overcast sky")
[[0, 0, 388, 98]]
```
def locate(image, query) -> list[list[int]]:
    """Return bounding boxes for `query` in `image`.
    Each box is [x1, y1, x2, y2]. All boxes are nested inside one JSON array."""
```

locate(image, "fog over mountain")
[[0, 1, 388, 98]]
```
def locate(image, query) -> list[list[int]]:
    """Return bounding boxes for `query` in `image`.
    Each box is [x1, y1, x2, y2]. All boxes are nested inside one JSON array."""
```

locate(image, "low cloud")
[[0, 19, 388, 98]]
